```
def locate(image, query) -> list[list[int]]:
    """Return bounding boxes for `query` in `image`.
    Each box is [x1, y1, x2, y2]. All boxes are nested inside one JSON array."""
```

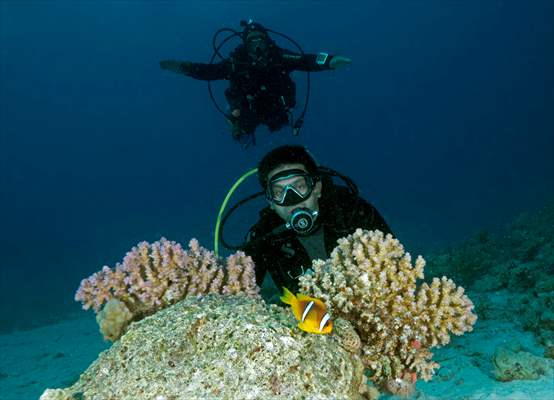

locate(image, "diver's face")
[[246, 31, 268, 60], [267, 163, 322, 223]]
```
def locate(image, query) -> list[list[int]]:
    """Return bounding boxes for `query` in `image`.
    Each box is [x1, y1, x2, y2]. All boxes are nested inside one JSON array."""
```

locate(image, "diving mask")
[[246, 31, 269, 57], [266, 169, 317, 206]]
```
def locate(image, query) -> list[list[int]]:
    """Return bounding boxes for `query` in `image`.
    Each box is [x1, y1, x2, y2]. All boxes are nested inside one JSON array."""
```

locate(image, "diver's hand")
[[159, 60, 193, 75], [329, 56, 352, 69]]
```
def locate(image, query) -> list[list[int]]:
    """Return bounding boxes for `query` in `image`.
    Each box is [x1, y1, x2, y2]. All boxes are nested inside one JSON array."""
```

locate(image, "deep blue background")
[[1, 1, 553, 333]]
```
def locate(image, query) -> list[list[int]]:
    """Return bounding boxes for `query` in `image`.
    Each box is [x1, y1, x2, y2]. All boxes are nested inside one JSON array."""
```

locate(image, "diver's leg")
[[224, 87, 244, 124], [266, 107, 290, 132], [233, 109, 257, 138], [229, 108, 258, 148]]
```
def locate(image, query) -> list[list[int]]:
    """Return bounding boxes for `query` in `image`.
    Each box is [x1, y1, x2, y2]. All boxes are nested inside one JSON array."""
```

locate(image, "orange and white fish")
[[280, 287, 333, 334]]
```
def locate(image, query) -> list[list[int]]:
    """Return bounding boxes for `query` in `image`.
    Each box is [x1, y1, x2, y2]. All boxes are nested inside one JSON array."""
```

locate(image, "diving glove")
[[159, 60, 193, 75], [329, 56, 352, 69]]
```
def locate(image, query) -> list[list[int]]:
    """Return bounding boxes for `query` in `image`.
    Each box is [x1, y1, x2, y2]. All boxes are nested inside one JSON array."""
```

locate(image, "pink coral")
[[75, 238, 260, 327]]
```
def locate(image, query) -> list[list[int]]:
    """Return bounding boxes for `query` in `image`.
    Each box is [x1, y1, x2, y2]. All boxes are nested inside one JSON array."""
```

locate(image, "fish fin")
[[280, 287, 296, 306], [296, 293, 316, 303], [281, 288, 305, 322], [312, 297, 328, 309]]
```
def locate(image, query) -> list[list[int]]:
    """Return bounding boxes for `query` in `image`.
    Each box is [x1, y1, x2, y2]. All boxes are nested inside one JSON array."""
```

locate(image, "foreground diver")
[[216, 145, 392, 296], [160, 21, 352, 146]]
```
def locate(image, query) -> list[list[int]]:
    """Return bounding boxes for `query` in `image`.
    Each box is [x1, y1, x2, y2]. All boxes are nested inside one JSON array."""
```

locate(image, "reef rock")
[[492, 341, 551, 382], [40, 294, 369, 400]]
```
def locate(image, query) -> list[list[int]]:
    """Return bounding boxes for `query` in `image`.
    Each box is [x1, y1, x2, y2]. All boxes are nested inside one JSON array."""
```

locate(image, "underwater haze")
[[1, 0, 553, 333], [0, 1, 553, 398]]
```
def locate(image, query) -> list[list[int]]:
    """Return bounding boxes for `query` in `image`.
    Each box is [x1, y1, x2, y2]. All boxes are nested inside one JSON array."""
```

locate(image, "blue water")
[[1, 0, 553, 339]]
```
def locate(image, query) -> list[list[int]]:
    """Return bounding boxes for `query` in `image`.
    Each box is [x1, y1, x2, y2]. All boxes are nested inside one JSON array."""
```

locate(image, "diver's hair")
[[257, 145, 318, 188]]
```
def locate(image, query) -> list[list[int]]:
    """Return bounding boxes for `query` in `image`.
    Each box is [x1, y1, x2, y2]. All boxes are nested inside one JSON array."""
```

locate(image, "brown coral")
[[299, 229, 477, 387], [75, 237, 260, 340]]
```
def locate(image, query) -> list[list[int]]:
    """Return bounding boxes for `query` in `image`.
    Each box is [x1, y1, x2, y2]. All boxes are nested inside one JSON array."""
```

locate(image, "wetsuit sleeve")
[[282, 50, 334, 72], [241, 228, 269, 287], [160, 59, 232, 81], [186, 60, 233, 81]]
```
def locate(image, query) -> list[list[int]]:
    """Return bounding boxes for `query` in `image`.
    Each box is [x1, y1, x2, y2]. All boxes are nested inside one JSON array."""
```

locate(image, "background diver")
[[160, 20, 352, 146]]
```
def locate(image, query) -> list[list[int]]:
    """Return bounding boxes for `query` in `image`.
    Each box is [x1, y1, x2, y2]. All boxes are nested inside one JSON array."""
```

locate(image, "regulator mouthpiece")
[[286, 208, 319, 234]]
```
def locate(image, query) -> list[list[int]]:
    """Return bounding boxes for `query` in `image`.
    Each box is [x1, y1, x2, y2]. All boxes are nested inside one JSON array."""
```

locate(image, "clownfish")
[[280, 287, 333, 334]]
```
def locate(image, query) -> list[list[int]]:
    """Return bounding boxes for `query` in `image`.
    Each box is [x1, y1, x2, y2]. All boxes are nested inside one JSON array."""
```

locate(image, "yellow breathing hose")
[[214, 167, 258, 258]]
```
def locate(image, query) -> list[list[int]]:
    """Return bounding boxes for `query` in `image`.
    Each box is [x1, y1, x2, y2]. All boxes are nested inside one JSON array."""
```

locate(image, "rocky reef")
[[40, 294, 372, 400], [426, 199, 554, 359]]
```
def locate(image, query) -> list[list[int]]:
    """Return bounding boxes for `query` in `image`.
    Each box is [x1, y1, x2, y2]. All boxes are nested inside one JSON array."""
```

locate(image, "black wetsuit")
[[241, 183, 392, 294], [182, 45, 334, 135]]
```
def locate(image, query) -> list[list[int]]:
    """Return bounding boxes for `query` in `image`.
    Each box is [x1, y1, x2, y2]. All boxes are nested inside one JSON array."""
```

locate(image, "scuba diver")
[[214, 145, 392, 297], [160, 20, 352, 147]]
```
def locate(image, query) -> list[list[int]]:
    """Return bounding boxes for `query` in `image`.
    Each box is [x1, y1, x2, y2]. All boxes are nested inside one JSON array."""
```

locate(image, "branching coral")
[[299, 229, 477, 389], [75, 237, 259, 340]]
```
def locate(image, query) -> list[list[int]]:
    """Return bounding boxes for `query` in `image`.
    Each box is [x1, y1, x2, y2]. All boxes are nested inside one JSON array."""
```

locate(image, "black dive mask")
[[266, 169, 316, 207], [286, 207, 319, 234], [246, 30, 269, 60]]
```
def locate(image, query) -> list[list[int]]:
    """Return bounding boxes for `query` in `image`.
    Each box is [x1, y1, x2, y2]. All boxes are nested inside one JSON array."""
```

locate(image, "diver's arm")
[[242, 246, 268, 287], [159, 59, 231, 81], [241, 230, 269, 287], [282, 51, 352, 72], [331, 187, 393, 237]]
